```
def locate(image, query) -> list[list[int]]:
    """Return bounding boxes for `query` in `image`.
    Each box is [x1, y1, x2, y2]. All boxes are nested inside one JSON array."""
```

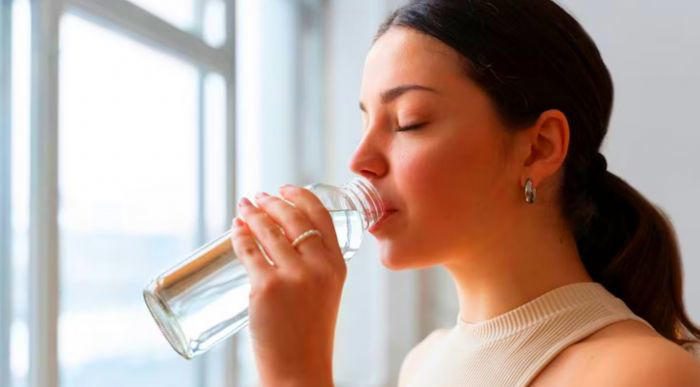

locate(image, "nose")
[[348, 131, 388, 180]]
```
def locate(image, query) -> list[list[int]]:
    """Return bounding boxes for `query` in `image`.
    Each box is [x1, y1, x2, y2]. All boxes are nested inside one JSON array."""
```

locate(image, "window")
[[58, 14, 202, 386], [7, 4, 31, 387], [1, 0, 326, 386], [0, 0, 235, 387], [125, 0, 226, 47]]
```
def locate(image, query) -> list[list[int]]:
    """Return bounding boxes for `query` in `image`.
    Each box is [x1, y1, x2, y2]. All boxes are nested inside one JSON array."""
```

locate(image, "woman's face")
[[350, 27, 525, 270]]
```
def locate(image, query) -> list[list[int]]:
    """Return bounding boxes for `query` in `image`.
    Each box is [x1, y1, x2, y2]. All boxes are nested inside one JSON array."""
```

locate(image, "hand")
[[230, 185, 345, 387]]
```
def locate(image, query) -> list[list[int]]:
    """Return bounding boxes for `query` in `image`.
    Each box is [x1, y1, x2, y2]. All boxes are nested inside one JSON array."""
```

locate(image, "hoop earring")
[[524, 178, 536, 204]]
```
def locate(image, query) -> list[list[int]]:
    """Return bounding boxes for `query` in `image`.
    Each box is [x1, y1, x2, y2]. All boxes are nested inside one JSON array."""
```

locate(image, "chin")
[[380, 256, 410, 271], [378, 244, 433, 271]]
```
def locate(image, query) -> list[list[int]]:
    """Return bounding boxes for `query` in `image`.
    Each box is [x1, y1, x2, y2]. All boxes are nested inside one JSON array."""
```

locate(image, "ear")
[[518, 109, 570, 188]]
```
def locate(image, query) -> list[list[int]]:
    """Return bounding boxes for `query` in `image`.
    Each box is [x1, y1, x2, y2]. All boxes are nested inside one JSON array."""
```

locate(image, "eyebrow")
[[359, 84, 438, 112]]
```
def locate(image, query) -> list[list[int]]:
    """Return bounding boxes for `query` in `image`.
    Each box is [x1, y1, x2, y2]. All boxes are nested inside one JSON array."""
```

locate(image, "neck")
[[443, 204, 593, 324]]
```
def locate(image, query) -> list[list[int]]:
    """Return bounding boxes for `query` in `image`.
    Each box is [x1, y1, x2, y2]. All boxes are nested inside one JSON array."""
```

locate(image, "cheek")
[[396, 146, 448, 204], [383, 146, 468, 268], [397, 140, 477, 214], [390, 135, 504, 255]]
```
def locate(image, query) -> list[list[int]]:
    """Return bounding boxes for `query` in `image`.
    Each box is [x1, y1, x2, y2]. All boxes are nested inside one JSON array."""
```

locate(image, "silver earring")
[[524, 178, 536, 204]]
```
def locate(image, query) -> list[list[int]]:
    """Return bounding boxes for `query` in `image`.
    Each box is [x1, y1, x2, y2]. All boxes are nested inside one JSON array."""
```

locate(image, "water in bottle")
[[143, 178, 382, 359]]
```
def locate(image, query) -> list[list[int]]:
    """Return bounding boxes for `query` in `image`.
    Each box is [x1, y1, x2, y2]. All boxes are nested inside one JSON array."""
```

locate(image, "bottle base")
[[143, 284, 195, 360]]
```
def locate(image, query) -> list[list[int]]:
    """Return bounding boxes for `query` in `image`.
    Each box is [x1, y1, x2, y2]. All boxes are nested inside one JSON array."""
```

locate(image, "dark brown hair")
[[377, 0, 699, 350]]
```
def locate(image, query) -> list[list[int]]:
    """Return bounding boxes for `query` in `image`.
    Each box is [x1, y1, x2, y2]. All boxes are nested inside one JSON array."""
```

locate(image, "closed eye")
[[396, 123, 426, 132]]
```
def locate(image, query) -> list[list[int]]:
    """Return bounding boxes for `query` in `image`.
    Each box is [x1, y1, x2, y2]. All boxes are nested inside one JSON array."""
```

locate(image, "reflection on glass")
[[58, 14, 200, 387]]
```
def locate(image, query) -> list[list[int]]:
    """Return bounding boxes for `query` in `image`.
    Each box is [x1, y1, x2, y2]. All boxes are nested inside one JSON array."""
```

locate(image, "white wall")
[[556, 0, 700, 323]]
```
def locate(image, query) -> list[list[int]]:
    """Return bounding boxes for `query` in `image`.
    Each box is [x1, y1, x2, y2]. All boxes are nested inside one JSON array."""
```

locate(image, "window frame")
[[12, 0, 239, 386], [0, 1, 13, 386], [2, 0, 328, 385]]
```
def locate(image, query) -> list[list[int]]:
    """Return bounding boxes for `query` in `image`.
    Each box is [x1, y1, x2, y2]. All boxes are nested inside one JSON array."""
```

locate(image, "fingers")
[[278, 185, 341, 258], [253, 192, 326, 256], [237, 197, 299, 268], [230, 217, 274, 283]]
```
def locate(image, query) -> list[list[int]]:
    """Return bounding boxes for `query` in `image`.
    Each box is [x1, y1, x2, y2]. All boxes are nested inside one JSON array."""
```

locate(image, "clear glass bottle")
[[143, 177, 383, 359]]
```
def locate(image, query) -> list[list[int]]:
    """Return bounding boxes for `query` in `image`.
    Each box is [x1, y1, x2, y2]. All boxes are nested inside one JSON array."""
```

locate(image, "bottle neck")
[[341, 178, 384, 230]]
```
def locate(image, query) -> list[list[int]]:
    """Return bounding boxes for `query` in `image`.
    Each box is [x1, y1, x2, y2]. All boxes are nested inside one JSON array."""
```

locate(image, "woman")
[[230, 0, 700, 385]]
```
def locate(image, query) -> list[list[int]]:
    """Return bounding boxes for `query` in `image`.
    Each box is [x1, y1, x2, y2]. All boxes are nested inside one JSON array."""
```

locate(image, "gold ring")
[[291, 229, 323, 248]]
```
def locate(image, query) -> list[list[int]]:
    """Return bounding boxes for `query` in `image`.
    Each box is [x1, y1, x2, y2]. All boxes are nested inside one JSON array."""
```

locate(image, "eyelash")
[[395, 123, 425, 132]]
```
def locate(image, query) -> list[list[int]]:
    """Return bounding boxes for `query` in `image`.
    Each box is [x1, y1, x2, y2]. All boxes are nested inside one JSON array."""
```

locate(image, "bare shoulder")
[[398, 328, 450, 387], [533, 320, 700, 386], [583, 334, 700, 386]]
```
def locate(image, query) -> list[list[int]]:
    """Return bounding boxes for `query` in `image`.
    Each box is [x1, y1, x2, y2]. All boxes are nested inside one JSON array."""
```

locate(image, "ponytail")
[[572, 168, 700, 350]]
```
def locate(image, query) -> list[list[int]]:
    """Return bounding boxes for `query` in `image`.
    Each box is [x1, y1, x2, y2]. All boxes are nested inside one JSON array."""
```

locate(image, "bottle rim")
[[345, 176, 384, 228]]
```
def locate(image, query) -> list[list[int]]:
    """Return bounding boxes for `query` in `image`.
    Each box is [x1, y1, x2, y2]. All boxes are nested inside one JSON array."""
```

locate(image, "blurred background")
[[0, 0, 698, 386]]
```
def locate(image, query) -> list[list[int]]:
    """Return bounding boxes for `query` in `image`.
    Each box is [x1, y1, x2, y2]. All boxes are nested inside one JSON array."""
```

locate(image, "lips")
[[377, 197, 397, 213], [369, 209, 397, 233]]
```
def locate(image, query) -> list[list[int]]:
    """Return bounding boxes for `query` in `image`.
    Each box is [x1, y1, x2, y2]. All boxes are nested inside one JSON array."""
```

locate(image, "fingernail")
[[255, 192, 270, 200], [280, 184, 297, 191], [238, 197, 252, 207]]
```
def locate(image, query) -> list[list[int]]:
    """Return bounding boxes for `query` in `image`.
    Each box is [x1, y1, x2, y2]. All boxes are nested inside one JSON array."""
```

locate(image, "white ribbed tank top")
[[402, 282, 655, 387]]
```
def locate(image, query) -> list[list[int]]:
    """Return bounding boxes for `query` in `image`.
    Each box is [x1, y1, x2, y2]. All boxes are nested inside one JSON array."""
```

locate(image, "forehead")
[[362, 26, 466, 94]]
